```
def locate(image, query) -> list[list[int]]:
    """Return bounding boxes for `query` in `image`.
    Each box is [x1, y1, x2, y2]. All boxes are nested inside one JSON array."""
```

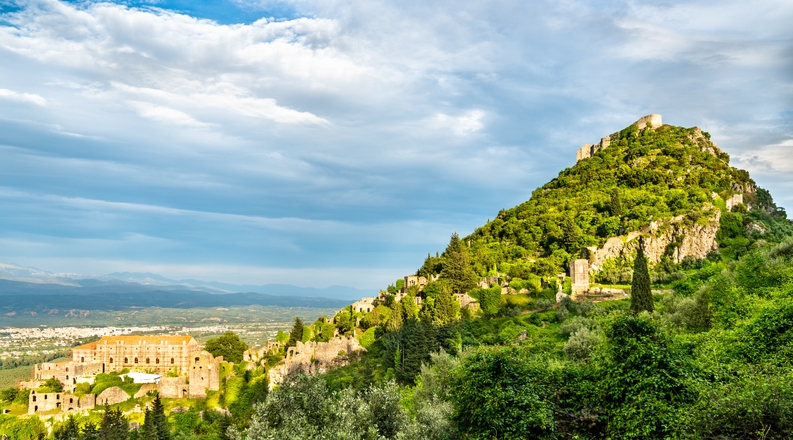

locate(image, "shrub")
[[563, 327, 600, 361], [449, 347, 555, 439], [536, 299, 555, 311]]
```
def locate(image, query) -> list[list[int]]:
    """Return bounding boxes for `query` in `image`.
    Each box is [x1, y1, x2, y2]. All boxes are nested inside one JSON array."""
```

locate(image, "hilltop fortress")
[[576, 114, 663, 162]]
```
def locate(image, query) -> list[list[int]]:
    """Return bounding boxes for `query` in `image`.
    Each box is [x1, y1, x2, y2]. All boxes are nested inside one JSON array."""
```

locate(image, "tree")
[[288, 317, 305, 347], [402, 295, 419, 322], [44, 377, 64, 392], [100, 408, 129, 440], [562, 216, 580, 252], [478, 286, 502, 318], [53, 416, 80, 440], [630, 239, 653, 314], [80, 422, 100, 440], [386, 301, 404, 332], [146, 394, 171, 440], [610, 187, 622, 217], [204, 332, 249, 364], [440, 232, 477, 295], [432, 286, 459, 325]]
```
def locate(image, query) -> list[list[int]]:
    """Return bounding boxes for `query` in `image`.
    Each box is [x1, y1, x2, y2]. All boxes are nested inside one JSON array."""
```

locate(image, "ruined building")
[[29, 335, 221, 410], [576, 114, 662, 163]]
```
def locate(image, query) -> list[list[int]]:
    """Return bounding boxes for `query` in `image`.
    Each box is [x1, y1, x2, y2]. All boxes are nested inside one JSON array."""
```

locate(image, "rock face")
[[269, 336, 364, 387], [587, 206, 721, 271], [97, 386, 130, 406]]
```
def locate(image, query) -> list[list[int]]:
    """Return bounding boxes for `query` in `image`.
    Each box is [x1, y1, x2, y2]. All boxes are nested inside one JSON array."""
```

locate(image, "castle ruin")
[[576, 114, 662, 163]]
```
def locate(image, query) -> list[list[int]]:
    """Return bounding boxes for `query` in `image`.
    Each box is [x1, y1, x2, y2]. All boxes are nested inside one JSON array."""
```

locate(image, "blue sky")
[[0, 0, 791, 289]]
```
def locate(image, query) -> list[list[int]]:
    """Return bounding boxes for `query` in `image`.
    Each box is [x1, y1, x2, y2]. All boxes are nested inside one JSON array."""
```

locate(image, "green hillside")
[[419, 119, 790, 282]]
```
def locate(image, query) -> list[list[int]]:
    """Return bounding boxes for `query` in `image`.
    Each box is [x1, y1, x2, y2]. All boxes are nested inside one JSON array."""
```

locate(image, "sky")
[[0, 0, 791, 289]]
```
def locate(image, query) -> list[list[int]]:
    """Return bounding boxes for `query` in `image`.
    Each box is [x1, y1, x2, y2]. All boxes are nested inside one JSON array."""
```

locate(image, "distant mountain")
[[0, 264, 371, 313], [0, 278, 351, 313]]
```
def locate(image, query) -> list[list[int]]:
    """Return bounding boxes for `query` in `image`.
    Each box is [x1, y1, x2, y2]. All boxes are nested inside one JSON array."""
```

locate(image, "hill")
[[419, 114, 791, 284]]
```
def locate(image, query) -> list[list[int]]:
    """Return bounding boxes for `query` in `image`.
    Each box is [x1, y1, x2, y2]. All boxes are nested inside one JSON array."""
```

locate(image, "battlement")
[[576, 114, 662, 163]]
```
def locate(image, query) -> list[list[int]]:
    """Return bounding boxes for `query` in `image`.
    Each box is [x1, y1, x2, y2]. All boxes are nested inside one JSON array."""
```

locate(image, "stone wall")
[[158, 376, 188, 399], [726, 193, 744, 212], [634, 114, 662, 130], [28, 391, 96, 414], [187, 351, 221, 398], [569, 259, 589, 295], [575, 114, 662, 163]]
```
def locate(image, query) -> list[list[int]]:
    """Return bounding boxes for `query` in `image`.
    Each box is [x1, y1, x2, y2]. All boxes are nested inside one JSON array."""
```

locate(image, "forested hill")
[[419, 116, 791, 281]]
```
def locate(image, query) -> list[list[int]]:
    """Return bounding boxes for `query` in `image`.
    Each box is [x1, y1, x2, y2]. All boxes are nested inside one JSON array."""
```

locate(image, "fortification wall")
[[575, 114, 662, 163]]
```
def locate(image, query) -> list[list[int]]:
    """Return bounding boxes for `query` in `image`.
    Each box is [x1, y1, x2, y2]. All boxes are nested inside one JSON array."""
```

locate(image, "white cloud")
[[433, 110, 486, 135], [0, 88, 47, 106], [733, 139, 793, 174], [128, 101, 210, 127]]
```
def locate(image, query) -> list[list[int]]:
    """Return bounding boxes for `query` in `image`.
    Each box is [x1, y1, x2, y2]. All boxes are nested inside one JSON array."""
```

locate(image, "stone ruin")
[[243, 341, 282, 364], [569, 259, 589, 296], [576, 114, 662, 163], [28, 391, 95, 415], [268, 336, 365, 388]]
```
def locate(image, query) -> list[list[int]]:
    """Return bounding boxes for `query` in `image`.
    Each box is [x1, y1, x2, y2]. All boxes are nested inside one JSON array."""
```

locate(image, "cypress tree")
[[152, 394, 170, 440], [387, 301, 404, 332], [141, 409, 157, 440], [630, 239, 653, 314], [433, 287, 459, 325], [440, 232, 477, 295], [611, 188, 622, 217], [80, 422, 100, 440], [562, 216, 580, 252], [287, 317, 304, 347]]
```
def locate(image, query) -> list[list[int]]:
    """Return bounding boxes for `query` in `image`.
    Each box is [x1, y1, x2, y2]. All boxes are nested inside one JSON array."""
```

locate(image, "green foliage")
[[288, 317, 304, 347], [42, 377, 64, 392], [204, 332, 249, 364], [440, 233, 477, 295], [610, 187, 622, 217], [476, 286, 502, 317], [141, 394, 170, 440], [630, 240, 653, 313], [233, 374, 408, 440], [449, 347, 555, 439], [275, 330, 289, 345], [100, 407, 129, 440], [432, 287, 459, 325], [358, 327, 378, 350], [601, 315, 694, 438]]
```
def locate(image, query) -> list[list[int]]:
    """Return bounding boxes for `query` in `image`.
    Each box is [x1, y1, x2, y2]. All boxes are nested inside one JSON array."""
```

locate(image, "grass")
[[0, 366, 33, 389], [504, 294, 534, 310]]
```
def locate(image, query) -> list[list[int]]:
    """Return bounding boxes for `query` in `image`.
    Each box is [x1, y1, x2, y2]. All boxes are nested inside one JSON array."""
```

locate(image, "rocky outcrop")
[[97, 386, 129, 406], [269, 336, 365, 387], [587, 206, 721, 271]]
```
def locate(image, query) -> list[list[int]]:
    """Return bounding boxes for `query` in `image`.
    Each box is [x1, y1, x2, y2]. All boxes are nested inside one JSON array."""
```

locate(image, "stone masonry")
[[569, 259, 589, 295], [576, 114, 662, 163]]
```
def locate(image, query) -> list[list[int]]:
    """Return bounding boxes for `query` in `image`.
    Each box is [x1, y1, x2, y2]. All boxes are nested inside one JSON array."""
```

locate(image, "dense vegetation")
[[417, 123, 789, 280], [2, 120, 793, 439]]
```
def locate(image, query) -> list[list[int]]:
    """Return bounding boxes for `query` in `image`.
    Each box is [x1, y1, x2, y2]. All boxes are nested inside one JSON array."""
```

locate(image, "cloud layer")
[[0, 0, 791, 288]]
